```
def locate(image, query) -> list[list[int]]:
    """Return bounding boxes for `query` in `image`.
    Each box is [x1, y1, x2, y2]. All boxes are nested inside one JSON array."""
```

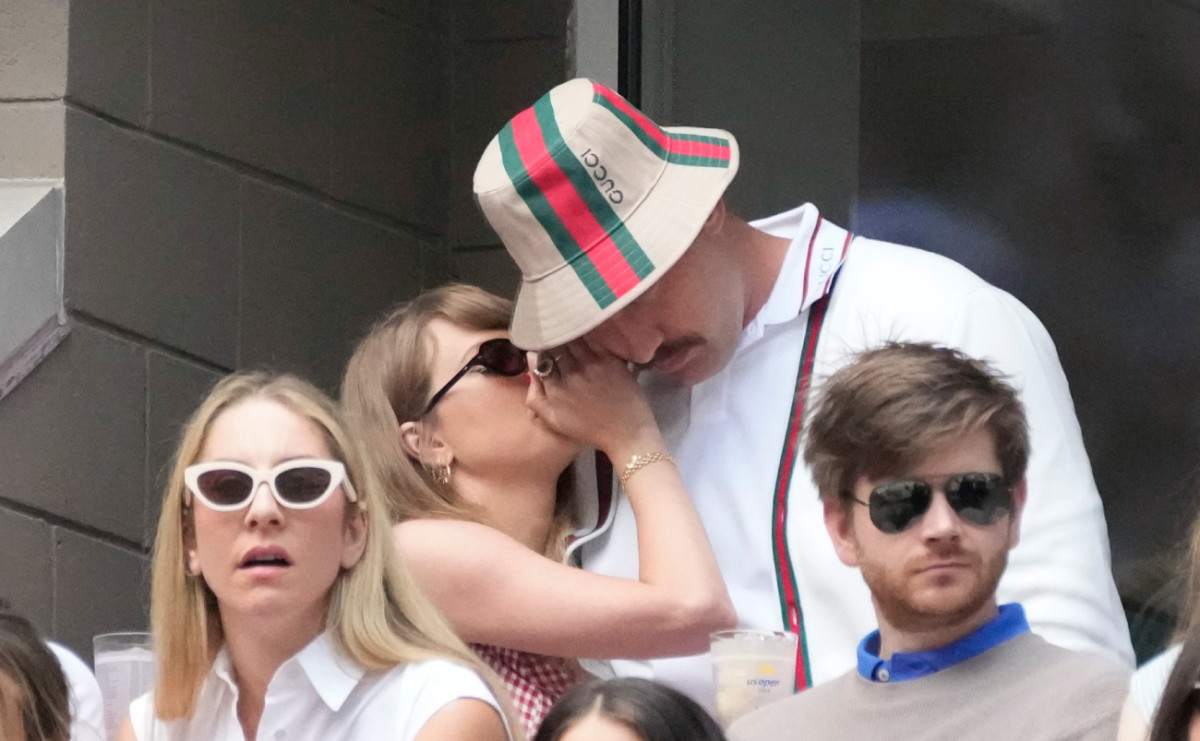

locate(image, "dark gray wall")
[[640, 0, 860, 223], [0, 0, 567, 661]]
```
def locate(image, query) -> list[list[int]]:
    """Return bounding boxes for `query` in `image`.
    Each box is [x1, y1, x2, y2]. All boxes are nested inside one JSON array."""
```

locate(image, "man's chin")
[[885, 586, 997, 632]]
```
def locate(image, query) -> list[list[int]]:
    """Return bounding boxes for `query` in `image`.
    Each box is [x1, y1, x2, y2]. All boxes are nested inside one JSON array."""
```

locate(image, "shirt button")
[[876, 668, 890, 682], [274, 731, 286, 740]]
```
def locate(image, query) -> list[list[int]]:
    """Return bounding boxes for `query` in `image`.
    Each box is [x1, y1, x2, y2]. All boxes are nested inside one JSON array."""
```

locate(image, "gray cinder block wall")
[[0, 0, 568, 661]]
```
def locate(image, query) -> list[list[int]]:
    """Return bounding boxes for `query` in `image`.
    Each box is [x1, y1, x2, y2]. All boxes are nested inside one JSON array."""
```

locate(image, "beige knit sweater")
[[728, 632, 1130, 741]]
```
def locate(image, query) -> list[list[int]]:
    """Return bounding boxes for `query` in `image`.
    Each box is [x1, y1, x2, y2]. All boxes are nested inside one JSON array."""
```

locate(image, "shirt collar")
[[745, 203, 821, 337], [856, 603, 1030, 683], [293, 633, 365, 711], [210, 632, 366, 712]]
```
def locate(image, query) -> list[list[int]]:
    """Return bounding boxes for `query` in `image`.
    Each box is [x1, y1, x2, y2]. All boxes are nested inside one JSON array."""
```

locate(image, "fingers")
[[532, 346, 577, 380], [525, 367, 555, 427], [531, 341, 633, 392], [552, 345, 579, 375], [564, 338, 599, 364]]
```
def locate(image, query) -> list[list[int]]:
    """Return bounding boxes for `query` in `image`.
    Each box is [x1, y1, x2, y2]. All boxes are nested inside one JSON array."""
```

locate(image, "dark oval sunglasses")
[[422, 338, 528, 414], [854, 472, 1013, 534]]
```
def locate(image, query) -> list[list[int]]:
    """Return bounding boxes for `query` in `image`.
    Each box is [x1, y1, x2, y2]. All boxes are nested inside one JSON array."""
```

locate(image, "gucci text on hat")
[[473, 78, 740, 350]]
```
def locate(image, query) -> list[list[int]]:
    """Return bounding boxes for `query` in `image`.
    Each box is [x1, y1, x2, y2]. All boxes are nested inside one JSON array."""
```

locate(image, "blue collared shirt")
[[856, 603, 1030, 682]]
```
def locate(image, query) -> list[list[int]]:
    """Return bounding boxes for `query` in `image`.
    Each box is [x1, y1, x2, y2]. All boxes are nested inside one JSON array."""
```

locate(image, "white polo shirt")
[[576, 203, 1133, 707], [128, 633, 508, 741]]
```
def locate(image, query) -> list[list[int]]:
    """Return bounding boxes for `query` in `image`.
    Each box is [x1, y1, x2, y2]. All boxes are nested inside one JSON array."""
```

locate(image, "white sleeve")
[[46, 642, 107, 741], [1130, 644, 1182, 723], [949, 286, 1134, 665], [396, 660, 511, 741]]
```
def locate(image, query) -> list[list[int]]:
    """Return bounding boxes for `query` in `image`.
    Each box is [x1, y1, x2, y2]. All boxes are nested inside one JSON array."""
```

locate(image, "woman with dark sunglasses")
[[341, 284, 735, 737], [116, 372, 513, 741]]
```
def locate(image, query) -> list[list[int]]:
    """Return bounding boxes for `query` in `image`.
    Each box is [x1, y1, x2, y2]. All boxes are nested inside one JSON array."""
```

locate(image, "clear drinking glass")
[[710, 629, 799, 728], [93, 631, 155, 739]]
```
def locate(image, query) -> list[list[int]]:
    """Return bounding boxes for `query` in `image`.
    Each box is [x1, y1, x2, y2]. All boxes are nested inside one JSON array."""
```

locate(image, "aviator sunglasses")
[[184, 459, 357, 512], [854, 472, 1014, 534], [422, 338, 528, 414]]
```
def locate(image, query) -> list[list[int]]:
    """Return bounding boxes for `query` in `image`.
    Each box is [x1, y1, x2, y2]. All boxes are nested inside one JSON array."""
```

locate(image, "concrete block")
[[0, 507, 54, 632], [451, 247, 521, 299], [65, 109, 240, 366], [0, 323, 146, 541], [451, 39, 567, 247], [239, 183, 424, 393], [424, 239, 454, 287], [150, 0, 332, 188], [0, 184, 63, 400], [0, 0, 68, 99], [0, 102, 65, 178], [451, 0, 569, 41], [145, 352, 221, 545], [53, 528, 149, 660], [353, 0, 436, 30], [67, 0, 149, 124], [330, 6, 447, 231]]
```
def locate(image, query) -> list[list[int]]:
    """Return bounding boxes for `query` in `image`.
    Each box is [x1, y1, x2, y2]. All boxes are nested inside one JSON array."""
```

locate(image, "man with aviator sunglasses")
[[730, 343, 1128, 741]]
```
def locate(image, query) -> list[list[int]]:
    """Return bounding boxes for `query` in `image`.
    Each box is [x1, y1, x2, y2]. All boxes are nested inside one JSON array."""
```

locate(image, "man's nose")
[[918, 491, 961, 542]]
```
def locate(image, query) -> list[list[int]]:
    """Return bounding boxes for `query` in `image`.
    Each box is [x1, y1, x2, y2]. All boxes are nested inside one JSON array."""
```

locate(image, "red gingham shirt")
[[471, 643, 581, 738]]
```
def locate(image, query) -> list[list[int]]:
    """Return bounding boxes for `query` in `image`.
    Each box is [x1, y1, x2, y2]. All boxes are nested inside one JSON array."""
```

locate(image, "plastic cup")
[[710, 629, 798, 728], [93, 632, 155, 739]]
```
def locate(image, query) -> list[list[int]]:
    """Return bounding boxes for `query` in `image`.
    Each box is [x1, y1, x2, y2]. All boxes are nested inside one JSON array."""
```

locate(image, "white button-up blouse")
[[129, 633, 509, 741]]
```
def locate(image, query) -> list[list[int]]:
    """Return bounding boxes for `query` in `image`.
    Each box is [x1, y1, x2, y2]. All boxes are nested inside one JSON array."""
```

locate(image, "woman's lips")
[[239, 544, 292, 568]]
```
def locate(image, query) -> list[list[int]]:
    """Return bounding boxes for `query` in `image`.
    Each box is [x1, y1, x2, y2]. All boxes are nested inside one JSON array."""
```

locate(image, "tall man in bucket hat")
[[472, 78, 1132, 705]]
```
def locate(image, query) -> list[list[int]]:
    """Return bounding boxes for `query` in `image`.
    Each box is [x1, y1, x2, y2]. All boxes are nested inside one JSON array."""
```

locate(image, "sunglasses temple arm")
[[422, 365, 473, 415]]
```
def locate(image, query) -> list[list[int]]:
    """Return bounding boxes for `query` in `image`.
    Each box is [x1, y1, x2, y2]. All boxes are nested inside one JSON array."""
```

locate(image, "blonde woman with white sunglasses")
[[117, 372, 513, 741]]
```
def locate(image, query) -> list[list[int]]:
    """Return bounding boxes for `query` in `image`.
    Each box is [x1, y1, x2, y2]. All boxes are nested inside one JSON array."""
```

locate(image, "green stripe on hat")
[[533, 95, 656, 282], [593, 96, 731, 168], [497, 122, 618, 307]]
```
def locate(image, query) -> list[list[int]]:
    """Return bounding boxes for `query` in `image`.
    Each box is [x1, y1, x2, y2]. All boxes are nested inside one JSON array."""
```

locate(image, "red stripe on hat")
[[509, 107, 642, 297], [594, 85, 732, 161]]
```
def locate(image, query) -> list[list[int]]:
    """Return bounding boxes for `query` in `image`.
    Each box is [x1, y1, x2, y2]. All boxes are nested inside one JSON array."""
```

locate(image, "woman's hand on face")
[[526, 340, 661, 456]]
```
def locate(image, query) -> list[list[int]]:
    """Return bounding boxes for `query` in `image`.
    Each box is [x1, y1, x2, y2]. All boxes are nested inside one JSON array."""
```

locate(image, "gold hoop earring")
[[432, 463, 451, 486]]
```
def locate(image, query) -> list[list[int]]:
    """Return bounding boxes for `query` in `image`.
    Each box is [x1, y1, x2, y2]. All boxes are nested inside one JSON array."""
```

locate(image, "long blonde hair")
[[149, 372, 502, 720], [341, 283, 575, 561]]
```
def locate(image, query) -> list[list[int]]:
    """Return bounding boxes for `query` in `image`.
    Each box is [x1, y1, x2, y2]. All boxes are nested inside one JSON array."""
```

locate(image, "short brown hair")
[[804, 342, 1029, 505]]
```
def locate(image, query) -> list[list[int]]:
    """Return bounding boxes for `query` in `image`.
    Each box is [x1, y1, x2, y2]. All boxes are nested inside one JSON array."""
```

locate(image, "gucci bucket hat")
[[473, 78, 739, 350]]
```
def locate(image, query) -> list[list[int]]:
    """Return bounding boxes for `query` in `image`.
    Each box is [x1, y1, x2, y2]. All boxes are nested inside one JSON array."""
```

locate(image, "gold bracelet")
[[618, 452, 677, 485]]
